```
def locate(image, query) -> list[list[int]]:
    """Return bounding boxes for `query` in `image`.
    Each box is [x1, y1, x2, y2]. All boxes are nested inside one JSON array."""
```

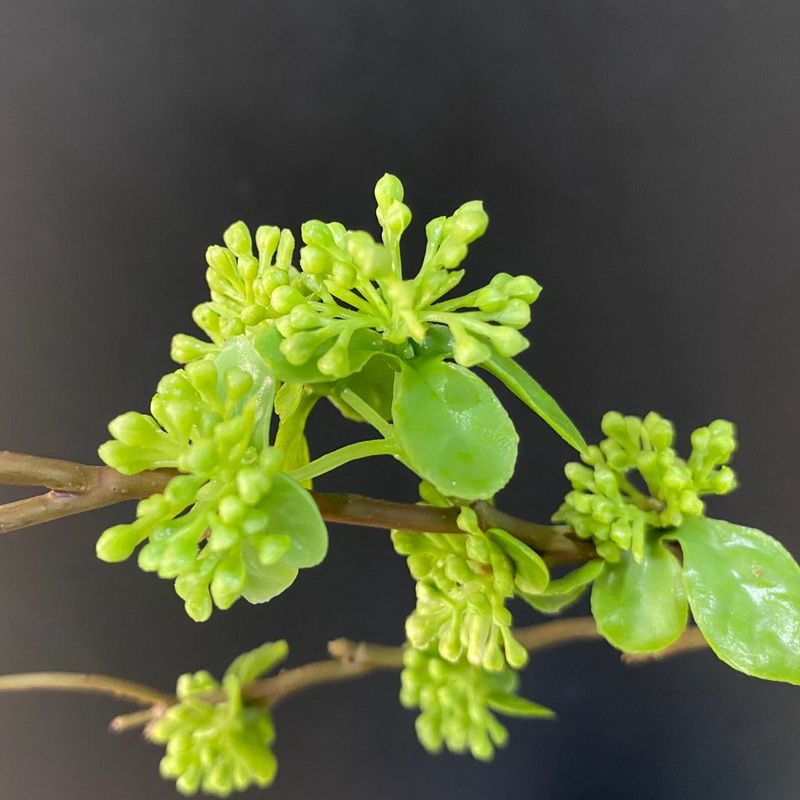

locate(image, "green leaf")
[[667, 517, 800, 684], [260, 474, 328, 568], [392, 358, 518, 500], [488, 528, 550, 593], [224, 640, 289, 685], [214, 335, 276, 450], [591, 536, 687, 653], [481, 354, 587, 452], [328, 354, 397, 423], [518, 560, 605, 614], [486, 692, 556, 719], [252, 326, 383, 384], [274, 385, 318, 484], [241, 544, 298, 604]]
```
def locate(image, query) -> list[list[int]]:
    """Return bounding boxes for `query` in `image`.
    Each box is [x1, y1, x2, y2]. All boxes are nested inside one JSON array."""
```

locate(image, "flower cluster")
[[173, 174, 542, 379], [149, 642, 287, 797], [400, 647, 554, 761], [553, 411, 737, 561], [96, 351, 327, 621], [392, 506, 528, 671]]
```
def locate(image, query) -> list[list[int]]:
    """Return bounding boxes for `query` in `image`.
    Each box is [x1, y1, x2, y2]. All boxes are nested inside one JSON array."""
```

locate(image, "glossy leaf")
[[667, 517, 800, 684], [486, 692, 556, 719], [213, 336, 276, 450], [225, 640, 289, 685], [328, 354, 397, 423], [253, 326, 384, 384], [481, 354, 587, 452], [392, 358, 518, 500], [519, 560, 604, 614], [591, 536, 687, 652], [488, 528, 550, 593], [260, 474, 327, 568]]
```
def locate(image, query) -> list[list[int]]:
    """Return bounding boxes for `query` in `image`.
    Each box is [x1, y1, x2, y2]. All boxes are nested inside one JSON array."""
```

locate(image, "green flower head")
[[174, 174, 542, 379], [149, 641, 287, 797], [554, 411, 738, 562], [400, 646, 554, 761], [96, 346, 327, 621]]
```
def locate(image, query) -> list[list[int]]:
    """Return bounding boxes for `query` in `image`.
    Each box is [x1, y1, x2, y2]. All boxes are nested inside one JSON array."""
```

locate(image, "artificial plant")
[[0, 174, 797, 797]]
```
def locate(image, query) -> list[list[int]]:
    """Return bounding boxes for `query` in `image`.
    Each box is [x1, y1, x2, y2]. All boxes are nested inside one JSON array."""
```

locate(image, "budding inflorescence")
[[393, 494, 534, 671], [173, 173, 541, 379], [400, 647, 554, 761], [149, 642, 287, 797], [554, 412, 738, 562], [96, 354, 326, 621]]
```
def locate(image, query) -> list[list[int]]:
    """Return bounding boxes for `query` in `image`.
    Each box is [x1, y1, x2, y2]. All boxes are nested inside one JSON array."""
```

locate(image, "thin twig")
[[105, 619, 707, 733], [0, 672, 174, 707], [0, 450, 595, 564]]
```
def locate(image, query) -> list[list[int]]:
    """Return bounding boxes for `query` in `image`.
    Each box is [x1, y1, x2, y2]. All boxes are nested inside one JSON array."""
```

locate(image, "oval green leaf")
[[667, 516, 800, 684], [480, 354, 587, 453], [392, 358, 518, 500], [591, 536, 687, 653], [260, 474, 328, 568]]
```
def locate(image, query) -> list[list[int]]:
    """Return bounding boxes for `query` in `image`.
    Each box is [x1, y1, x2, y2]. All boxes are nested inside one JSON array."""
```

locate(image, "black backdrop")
[[1, 2, 799, 799]]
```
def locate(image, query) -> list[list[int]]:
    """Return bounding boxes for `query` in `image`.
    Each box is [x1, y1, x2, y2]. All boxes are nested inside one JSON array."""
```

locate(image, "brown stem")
[[0, 450, 594, 564], [105, 620, 707, 733], [0, 672, 174, 708]]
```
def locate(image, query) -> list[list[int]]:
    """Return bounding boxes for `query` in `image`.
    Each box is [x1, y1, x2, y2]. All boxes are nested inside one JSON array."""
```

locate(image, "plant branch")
[[0, 450, 595, 564], [101, 619, 706, 733], [0, 672, 174, 708]]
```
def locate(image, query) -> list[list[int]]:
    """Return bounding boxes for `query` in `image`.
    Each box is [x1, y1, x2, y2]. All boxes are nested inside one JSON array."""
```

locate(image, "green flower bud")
[[374, 173, 405, 208], [301, 219, 334, 248], [223, 221, 253, 258], [299, 245, 332, 275]]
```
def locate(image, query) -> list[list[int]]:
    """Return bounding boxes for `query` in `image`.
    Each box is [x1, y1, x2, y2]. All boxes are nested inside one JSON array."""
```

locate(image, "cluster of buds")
[[172, 222, 299, 364], [149, 642, 287, 796], [400, 647, 553, 761], [554, 411, 737, 562], [392, 510, 527, 672], [96, 357, 327, 620], [173, 174, 542, 379]]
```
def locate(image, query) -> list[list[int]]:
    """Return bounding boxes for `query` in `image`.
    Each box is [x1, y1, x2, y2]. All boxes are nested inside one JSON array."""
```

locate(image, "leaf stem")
[[338, 388, 395, 439], [288, 439, 399, 484]]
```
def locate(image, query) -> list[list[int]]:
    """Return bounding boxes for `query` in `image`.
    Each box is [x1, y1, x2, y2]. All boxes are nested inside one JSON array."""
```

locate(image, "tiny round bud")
[[255, 225, 281, 263], [301, 220, 334, 248], [270, 285, 305, 315], [299, 245, 331, 275]]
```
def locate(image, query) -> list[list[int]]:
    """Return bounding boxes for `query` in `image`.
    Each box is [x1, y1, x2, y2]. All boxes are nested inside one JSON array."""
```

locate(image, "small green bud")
[[270, 285, 305, 315], [258, 533, 292, 565], [374, 173, 405, 207], [255, 225, 281, 264], [223, 221, 253, 257], [206, 246, 239, 282], [301, 220, 334, 248], [299, 245, 331, 275]]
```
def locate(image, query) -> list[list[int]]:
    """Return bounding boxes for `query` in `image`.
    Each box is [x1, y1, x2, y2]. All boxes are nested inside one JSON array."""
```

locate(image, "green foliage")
[[392, 358, 518, 500], [400, 646, 554, 761], [175, 174, 541, 381], [480, 353, 587, 452], [149, 641, 287, 796], [554, 411, 737, 562], [667, 517, 800, 683], [591, 536, 687, 652], [392, 506, 533, 671], [79, 172, 800, 796], [96, 347, 327, 621]]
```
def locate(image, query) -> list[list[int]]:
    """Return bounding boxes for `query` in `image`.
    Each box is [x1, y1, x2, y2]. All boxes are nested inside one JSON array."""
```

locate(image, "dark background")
[[1, 1, 799, 798]]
